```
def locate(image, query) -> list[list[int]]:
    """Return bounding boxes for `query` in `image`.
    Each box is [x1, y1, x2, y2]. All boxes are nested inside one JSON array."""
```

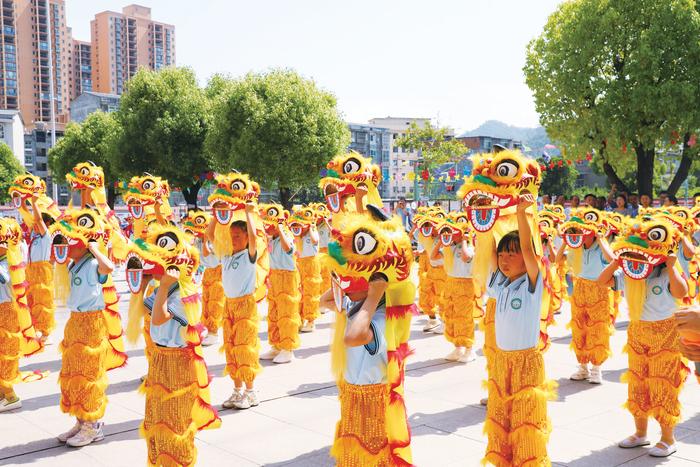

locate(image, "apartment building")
[[72, 38, 91, 97], [0, 0, 19, 111]]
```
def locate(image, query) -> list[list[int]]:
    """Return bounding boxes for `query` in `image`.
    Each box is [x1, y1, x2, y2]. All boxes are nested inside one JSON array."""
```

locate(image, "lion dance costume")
[[127, 225, 221, 466], [289, 205, 322, 329], [326, 205, 414, 466]]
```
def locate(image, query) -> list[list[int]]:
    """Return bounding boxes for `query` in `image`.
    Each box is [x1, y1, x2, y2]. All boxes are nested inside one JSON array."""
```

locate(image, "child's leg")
[[26, 262, 56, 337], [624, 321, 652, 437], [570, 279, 613, 366], [483, 348, 513, 466], [299, 257, 322, 325], [222, 295, 261, 385], [269, 270, 301, 352], [0, 302, 20, 402], [201, 266, 225, 335]]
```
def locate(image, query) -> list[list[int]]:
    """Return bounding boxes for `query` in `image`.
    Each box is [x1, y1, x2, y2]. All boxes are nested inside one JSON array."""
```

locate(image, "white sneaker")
[[66, 421, 105, 447], [234, 390, 259, 410], [570, 364, 590, 381], [222, 389, 243, 409], [423, 319, 439, 332], [445, 347, 463, 362], [0, 397, 21, 413], [458, 348, 476, 363], [300, 321, 315, 333], [431, 322, 445, 334], [649, 441, 677, 457], [273, 350, 294, 364], [57, 420, 82, 443], [480, 397, 488, 406], [201, 332, 218, 347], [260, 348, 280, 360], [589, 365, 602, 384]]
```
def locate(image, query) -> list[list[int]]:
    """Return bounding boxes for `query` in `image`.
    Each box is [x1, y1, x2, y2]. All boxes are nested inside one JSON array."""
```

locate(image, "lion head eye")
[[647, 226, 667, 243], [23, 178, 33, 186], [156, 232, 179, 250], [584, 212, 599, 223], [142, 179, 155, 191], [195, 216, 205, 225], [495, 160, 519, 178], [231, 180, 245, 191], [268, 207, 279, 217], [79, 167, 90, 176], [352, 230, 378, 255], [343, 158, 361, 174], [77, 214, 95, 229]]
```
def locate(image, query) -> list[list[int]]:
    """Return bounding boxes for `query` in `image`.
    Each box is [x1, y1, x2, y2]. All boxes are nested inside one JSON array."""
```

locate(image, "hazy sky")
[[67, 0, 563, 133]]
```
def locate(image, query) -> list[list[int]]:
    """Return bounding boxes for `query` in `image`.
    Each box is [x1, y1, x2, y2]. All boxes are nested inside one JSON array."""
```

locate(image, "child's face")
[[497, 250, 526, 280], [230, 225, 248, 252], [68, 245, 88, 260]]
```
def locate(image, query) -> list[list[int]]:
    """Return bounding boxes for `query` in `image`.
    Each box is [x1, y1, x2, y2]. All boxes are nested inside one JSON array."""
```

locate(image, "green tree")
[[206, 69, 349, 208], [48, 111, 121, 206], [538, 160, 579, 197], [0, 142, 24, 203], [395, 122, 465, 167], [113, 67, 213, 207], [524, 0, 700, 196]]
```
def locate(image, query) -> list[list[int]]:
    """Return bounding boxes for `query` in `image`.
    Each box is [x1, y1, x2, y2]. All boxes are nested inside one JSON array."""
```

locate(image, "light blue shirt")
[[298, 232, 319, 258], [641, 266, 678, 322], [343, 296, 388, 385], [578, 240, 609, 281], [66, 254, 108, 312], [677, 244, 693, 278], [492, 271, 544, 351], [448, 244, 474, 278], [318, 223, 331, 249], [0, 257, 12, 304], [28, 232, 52, 263], [269, 235, 296, 272], [429, 238, 443, 267], [693, 231, 700, 247], [195, 239, 219, 269], [414, 230, 424, 254], [221, 250, 257, 298], [148, 285, 188, 348]]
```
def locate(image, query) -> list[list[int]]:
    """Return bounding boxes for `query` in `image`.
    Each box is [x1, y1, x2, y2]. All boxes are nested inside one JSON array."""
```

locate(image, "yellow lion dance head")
[[319, 151, 383, 214], [258, 203, 289, 237], [123, 174, 172, 220], [181, 209, 211, 240], [9, 173, 60, 226], [49, 208, 109, 264]]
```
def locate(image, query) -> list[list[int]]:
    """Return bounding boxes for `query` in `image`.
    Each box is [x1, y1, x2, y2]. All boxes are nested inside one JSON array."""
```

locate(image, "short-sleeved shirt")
[[492, 271, 544, 351], [66, 254, 108, 312], [28, 232, 52, 263], [298, 232, 319, 258], [343, 296, 388, 385], [693, 231, 700, 247], [318, 223, 331, 249], [677, 244, 693, 278], [0, 257, 12, 304], [414, 230, 424, 254], [429, 239, 444, 267], [221, 249, 257, 298], [577, 240, 609, 281], [448, 244, 474, 278], [269, 235, 296, 271], [195, 238, 219, 269], [641, 266, 679, 322], [148, 285, 188, 348]]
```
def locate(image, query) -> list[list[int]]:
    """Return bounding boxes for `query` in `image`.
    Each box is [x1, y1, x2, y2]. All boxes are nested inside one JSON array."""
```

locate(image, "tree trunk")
[[635, 143, 655, 196], [107, 186, 116, 209], [667, 133, 694, 196], [599, 145, 630, 193], [182, 182, 201, 210], [279, 186, 292, 210]]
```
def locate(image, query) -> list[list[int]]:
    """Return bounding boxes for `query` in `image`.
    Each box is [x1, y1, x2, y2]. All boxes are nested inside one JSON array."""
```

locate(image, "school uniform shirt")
[[414, 231, 425, 254], [577, 240, 610, 281], [640, 266, 679, 322], [298, 232, 319, 258], [195, 239, 219, 270], [553, 235, 563, 250], [343, 296, 388, 386], [148, 285, 188, 348], [0, 257, 12, 304], [318, 223, 331, 249], [448, 244, 474, 278], [66, 254, 108, 312], [492, 271, 545, 351], [221, 249, 257, 298], [429, 239, 444, 268], [693, 231, 700, 247], [677, 244, 693, 278], [28, 232, 52, 263], [269, 235, 296, 272]]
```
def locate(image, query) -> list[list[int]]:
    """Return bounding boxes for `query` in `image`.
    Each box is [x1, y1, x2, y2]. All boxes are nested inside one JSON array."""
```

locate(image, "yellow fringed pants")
[[548, 264, 563, 315], [26, 261, 55, 336], [331, 381, 390, 467], [484, 347, 555, 467], [417, 252, 429, 313], [268, 269, 301, 352], [59, 310, 109, 421], [482, 298, 497, 364], [623, 318, 689, 428], [140, 347, 200, 467], [570, 278, 614, 366], [0, 301, 20, 391], [201, 266, 225, 334], [298, 256, 321, 323], [421, 263, 446, 318], [442, 277, 475, 348], [319, 247, 331, 295], [222, 295, 261, 384]]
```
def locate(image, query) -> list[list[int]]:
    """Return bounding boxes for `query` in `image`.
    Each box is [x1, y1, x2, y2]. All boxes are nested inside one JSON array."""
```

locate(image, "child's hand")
[[517, 193, 535, 213], [87, 241, 100, 255], [368, 276, 389, 295], [160, 269, 180, 287], [356, 185, 368, 199], [666, 253, 677, 268], [245, 202, 256, 214]]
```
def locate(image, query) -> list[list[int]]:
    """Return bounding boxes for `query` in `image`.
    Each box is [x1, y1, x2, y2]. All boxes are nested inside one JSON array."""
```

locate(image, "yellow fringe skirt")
[[201, 266, 225, 335], [26, 261, 55, 337], [268, 269, 301, 352], [319, 247, 332, 295], [59, 310, 110, 421], [481, 298, 497, 365], [417, 252, 429, 313], [140, 345, 221, 467], [623, 318, 690, 427], [569, 278, 614, 366], [0, 301, 20, 390], [331, 381, 391, 467], [420, 263, 446, 318], [442, 277, 475, 348], [548, 264, 563, 315], [298, 256, 322, 323], [222, 295, 261, 384], [484, 347, 556, 467]]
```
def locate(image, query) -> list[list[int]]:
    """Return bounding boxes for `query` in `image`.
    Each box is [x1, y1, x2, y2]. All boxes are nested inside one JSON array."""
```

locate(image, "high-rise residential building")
[[0, 1, 19, 111], [15, 0, 72, 129], [72, 38, 91, 97], [91, 4, 175, 95], [347, 123, 393, 199]]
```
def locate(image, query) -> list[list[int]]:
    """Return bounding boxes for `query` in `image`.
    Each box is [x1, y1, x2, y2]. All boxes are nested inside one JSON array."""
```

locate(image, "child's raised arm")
[[344, 277, 387, 347], [667, 254, 689, 299], [597, 233, 616, 263], [88, 241, 114, 275], [596, 260, 618, 287], [205, 217, 216, 244], [30, 196, 47, 236], [516, 194, 540, 286], [277, 223, 293, 253], [245, 203, 257, 260]]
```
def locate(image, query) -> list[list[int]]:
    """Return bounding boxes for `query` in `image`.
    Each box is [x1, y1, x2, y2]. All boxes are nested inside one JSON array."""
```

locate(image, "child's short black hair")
[[231, 220, 247, 232], [497, 230, 521, 254], [41, 213, 55, 226]]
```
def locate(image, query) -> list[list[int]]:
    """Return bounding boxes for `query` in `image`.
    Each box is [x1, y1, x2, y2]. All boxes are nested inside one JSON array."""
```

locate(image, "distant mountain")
[[460, 120, 554, 156]]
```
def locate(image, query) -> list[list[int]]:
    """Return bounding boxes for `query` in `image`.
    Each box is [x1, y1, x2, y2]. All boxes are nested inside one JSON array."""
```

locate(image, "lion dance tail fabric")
[[298, 256, 322, 323], [569, 278, 614, 366], [26, 261, 55, 337], [222, 295, 261, 384], [442, 277, 475, 348], [268, 269, 301, 351], [201, 266, 225, 335]]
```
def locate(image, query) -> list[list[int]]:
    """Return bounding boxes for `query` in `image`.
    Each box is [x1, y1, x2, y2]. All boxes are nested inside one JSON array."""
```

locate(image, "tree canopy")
[[524, 0, 700, 196], [0, 142, 24, 203], [395, 122, 465, 168], [538, 160, 579, 198], [206, 69, 349, 207]]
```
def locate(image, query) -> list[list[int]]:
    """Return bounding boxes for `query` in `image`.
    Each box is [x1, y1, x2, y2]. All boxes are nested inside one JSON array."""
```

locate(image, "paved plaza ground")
[[2, 271, 700, 466]]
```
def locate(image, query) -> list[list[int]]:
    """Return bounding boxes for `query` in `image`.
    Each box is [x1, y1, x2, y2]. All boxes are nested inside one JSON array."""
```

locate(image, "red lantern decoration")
[[622, 144, 627, 153], [549, 163, 555, 169], [671, 139, 677, 146], [557, 160, 563, 167], [566, 159, 572, 165], [540, 165, 547, 172], [421, 169, 429, 181], [585, 153, 592, 161]]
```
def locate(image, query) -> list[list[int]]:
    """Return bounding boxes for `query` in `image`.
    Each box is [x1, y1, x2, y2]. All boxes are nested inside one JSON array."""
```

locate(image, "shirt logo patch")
[[651, 285, 663, 295], [73, 277, 82, 286], [230, 260, 239, 270], [511, 298, 522, 310]]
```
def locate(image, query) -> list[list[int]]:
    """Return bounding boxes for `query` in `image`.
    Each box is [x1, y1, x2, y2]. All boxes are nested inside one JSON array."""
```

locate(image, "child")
[[484, 195, 555, 466], [57, 239, 114, 447], [199, 238, 224, 347], [207, 203, 261, 410], [26, 196, 56, 343], [295, 210, 322, 333]]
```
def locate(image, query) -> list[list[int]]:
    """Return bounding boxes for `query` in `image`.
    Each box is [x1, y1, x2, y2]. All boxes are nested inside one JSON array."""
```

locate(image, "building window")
[[0, 126, 4, 139]]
